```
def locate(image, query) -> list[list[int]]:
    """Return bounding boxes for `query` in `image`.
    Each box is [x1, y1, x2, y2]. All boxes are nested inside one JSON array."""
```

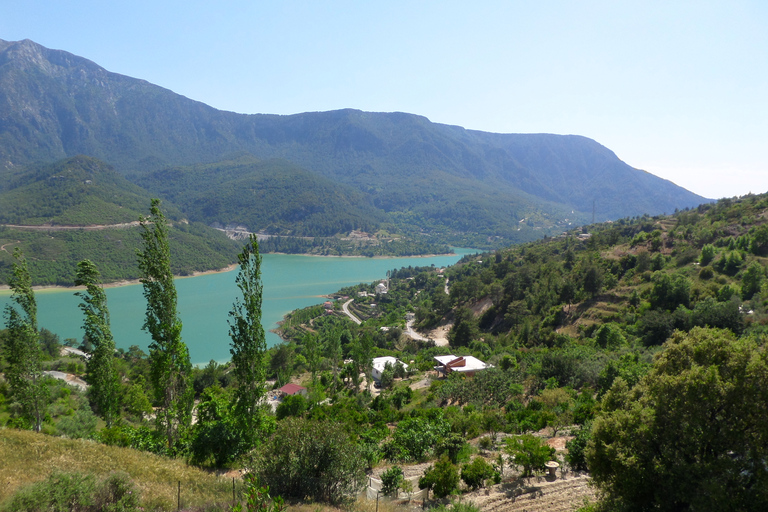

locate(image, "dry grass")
[[0, 428, 233, 510]]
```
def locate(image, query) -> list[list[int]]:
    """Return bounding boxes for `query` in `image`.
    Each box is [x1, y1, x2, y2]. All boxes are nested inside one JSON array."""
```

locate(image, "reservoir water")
[[0, 250, 474, 366]]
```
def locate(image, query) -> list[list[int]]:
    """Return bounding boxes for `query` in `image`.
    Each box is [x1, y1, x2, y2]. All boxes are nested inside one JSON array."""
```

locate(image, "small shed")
[[278, 383, 308, 397]]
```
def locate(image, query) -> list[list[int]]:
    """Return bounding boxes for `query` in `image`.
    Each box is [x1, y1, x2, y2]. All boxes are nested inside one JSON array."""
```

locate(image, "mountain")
[[128, 155, 387, 237], [0, 155, 182, 225], [0, 156, 240, 286], [0, 38, 709, 246]]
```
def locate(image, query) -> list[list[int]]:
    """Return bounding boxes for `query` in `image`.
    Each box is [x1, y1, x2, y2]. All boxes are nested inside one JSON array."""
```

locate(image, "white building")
[[371, 356, 408, 382], [433, 355, 491, 377]]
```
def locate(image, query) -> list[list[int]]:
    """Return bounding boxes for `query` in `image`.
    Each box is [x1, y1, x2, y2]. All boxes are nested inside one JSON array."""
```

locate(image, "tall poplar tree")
[[138, 199, 192, 451], [3, 248, 47, 431], [75, 259, 120, 426], [229, 234, 267, 439]]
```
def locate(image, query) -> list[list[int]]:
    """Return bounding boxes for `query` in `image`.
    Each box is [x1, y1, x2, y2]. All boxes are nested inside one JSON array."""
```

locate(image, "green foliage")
[[3, 471, 140, 512], [56, 407, 98, 439], [587, 327, 768, 511], [384, 414, 451, 462], [565, 422, 592, 472], [75, 260, 120, 426], [229, 235, 267, 442], [460, 457, 496, 490], [380, 466, 404, 496], [231, 474, 285, 512], [419, 455, 460, 499], [138, 199, 193, 452], [251, 418, 366, 504], [3, 248, 47, 431], [504, 435, 555, 477], [275, 394, 308, 420]]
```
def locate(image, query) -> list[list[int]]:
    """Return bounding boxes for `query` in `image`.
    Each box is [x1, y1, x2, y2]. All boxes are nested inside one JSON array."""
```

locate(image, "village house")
[[278, 383, 308, 397], [371, 356, 408, 382], [433, 355, 491, 377]]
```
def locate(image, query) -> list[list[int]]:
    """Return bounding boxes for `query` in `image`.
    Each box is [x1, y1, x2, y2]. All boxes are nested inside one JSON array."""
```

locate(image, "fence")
[[364, 475, 429, 502]]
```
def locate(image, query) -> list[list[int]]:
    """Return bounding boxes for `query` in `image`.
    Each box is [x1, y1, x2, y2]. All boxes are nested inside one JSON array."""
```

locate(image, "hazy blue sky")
[[2, 1, 766, 199]]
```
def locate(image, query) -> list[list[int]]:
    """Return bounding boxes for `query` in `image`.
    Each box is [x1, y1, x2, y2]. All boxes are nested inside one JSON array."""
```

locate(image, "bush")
[[461, 457, 496, 490], [380, 466, 404, 496], [251, 418, 366, 504], [505, 435, 555, 477], [4, 471, 140, 512], [565, 422, 592, 472], [419, 455, 460, 499]]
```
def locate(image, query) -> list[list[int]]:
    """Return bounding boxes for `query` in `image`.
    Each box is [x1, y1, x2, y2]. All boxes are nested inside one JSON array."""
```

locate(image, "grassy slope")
[[0, 429, 231, 510]]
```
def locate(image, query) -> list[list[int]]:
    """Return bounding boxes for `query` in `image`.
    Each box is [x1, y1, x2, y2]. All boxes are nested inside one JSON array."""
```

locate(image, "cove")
[[0, 250, 475, 366]]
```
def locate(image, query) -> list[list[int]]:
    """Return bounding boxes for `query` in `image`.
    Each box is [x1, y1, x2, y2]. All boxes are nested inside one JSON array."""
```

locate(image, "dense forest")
[[2, 192, 767, 511]]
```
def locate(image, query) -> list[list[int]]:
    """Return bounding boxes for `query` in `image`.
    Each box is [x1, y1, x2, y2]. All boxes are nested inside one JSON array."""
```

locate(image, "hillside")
[[0, 38, 709, 248], [0, 156, 241, 286], [128, 155, 388, 237], [0, 155, 183, 225]]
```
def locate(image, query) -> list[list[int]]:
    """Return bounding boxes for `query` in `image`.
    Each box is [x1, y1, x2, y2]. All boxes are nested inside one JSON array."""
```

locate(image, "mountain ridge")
[[0, 37, 709, 246]]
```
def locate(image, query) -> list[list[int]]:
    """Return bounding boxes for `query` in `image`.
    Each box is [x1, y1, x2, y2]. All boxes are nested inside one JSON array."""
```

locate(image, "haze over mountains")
[[0, 37, 708, 248]]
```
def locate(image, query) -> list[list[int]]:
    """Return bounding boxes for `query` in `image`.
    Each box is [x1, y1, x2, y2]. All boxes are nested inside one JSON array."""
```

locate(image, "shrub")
[[419, 456, 460, 499], [461, 457, 496, 490], [250, 418, 366, 504], [4, 471, 140, 512], [505, 435, 555, 477], [380, 466, 404, 496]]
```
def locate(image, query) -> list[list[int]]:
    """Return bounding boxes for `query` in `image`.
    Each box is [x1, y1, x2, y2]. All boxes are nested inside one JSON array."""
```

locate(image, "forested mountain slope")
[[0, 38, 708, 246], [0, 156, 240, 285]]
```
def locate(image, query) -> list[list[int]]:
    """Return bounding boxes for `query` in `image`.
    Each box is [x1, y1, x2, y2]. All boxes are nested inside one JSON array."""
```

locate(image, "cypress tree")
[[3, 248, 47, 431], [138, 199, 192, 451], [229, 234, 267, 440], [75, 259, 121, 426]]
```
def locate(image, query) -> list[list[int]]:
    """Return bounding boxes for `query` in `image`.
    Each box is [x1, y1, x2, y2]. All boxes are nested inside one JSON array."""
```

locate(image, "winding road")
[[342, 299, 362, 325]]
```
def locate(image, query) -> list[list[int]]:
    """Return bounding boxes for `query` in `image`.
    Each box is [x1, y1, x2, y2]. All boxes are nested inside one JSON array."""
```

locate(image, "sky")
[[1, 0, 766, 200]]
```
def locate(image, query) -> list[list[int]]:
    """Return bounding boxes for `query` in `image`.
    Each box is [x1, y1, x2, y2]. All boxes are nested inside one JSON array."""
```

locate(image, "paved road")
[[342, 299, 362, 325], [404, 318, 428, 341]]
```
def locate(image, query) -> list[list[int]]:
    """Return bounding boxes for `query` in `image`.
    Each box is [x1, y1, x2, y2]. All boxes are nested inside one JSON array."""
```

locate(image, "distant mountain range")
[[0, 38, 709, 249]]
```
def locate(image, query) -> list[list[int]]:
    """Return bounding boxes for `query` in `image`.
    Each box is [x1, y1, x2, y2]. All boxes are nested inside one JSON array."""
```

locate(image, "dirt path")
[[0, 240, 21, 253], [0, 221, 141, 231]]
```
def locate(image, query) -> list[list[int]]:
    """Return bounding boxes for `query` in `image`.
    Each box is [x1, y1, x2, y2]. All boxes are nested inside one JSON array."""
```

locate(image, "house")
[[375, 282, 388, 295], [371, 356, 408, 382], [278, 383, 308, 397], [433, 355, 491, 377], [323, 301, 333, 310]]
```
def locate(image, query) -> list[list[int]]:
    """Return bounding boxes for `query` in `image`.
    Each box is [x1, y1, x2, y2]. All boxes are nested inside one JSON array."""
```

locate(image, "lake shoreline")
[[0, 250, 461, 293], [0, 264, 240, 293]]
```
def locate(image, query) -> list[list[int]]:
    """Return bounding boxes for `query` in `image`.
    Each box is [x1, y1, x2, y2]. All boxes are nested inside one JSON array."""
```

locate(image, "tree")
[[138, 199, 192, 451], [75, 260, 120, 426], [229, 234, 268, 441], [381, 466, 404, 496], [418, 455, 460, 499], [252, 418, 366, 504], [505, 434, 555, 477], [3, 248, 47, 431], [461, 457, 496, 490], [741, 260, 764, 300], [587, 327, 768, 511]]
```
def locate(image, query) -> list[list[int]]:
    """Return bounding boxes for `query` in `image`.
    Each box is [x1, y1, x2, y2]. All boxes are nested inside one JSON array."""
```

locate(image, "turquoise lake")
[[0, 250, 475, 366]]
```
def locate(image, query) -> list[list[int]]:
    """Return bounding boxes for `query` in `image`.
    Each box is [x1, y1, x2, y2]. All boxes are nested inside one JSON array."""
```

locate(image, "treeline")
[[259, 234, 452, 257], [0, 222, 239, 286]]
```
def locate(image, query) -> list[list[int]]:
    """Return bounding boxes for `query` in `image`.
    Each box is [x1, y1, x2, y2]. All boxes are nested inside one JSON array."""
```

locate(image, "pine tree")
[[75, 259, 121, 426], [229, 234, 267, 440], [138, 199, 192, 451], [3, 248, 47, 431]]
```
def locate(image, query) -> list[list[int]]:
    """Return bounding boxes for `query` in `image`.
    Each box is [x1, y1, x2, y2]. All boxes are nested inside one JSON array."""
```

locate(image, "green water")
[[0, 250, 475, 366]]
